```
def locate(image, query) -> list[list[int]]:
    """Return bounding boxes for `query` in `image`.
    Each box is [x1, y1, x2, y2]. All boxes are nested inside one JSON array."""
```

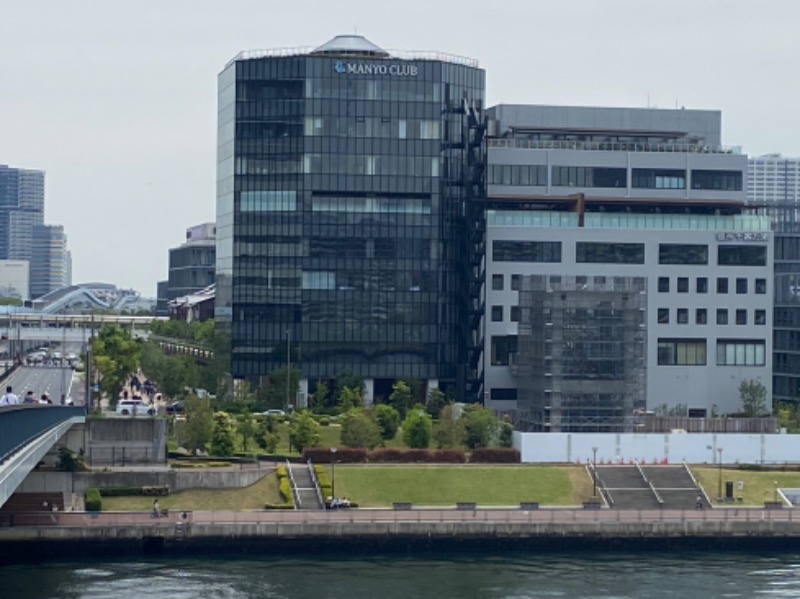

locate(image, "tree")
[[255, 415, 281, 454], [337, 386, 363, 413], [374, 404, 401, 440], [740, 379, 769, 417], [310, 380, 329, 412], [402, 409, 432, 449], [90, 324, 141, 406], [0, 297, 22, 307], [336, 371, 364, 395], [211, 411, 237, 456], [426, 388, 446, 419], [258, 365, 302, 410], [237, 411, 257, 452], [289, 411, 320, 453], [183, 396, 214, 455], [389, 380, 413, 420], [498, 422, 513, 448], [340, 409, 382, 449], [433, 403, 466, 449], [464, 405, 502, 449]]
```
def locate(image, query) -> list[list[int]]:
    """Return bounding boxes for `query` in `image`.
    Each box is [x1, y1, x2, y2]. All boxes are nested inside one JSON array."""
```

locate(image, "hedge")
[[170, 461, 233, 469], [98, 485, 170, 497], [276, 465, 295, 507], [264, 503, 295, 509], [85, 488, 102, 512], [469, 448, 520, 463], [314, 465, 333, 499], [303, 447, 367, 463], [368, 448, 466, 463]]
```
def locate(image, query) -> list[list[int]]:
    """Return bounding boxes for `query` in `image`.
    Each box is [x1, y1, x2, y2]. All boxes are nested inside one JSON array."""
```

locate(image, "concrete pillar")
[[298, 378, 309, 409], [363, 378, 375, 407]]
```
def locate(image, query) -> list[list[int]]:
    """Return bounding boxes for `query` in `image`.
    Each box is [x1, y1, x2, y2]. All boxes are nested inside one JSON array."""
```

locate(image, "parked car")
[[262, 409, 286, 418], [116, 399, 155, 417], [166, 401, 184, 415]]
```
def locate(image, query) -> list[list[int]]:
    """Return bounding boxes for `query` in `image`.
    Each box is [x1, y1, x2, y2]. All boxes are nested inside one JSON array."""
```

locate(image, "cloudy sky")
[[1, 0, 798, 294]]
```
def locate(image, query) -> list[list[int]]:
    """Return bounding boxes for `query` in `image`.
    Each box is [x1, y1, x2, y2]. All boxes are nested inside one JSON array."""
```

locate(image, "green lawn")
[[691, 467, 800, 506], [101, 471, 281, 511], [323, 465, 587, 507]]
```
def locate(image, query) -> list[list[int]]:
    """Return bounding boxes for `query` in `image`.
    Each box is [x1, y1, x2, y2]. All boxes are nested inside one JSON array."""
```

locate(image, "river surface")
[[5, 551, 800, 598]]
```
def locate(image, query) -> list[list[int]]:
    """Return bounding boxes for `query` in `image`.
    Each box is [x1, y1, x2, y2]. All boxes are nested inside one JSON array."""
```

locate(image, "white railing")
[[227, 47, 478, 68], [308, 460, 324, 508], [488, 138, 739, 155], [285, 460, 300, 510]]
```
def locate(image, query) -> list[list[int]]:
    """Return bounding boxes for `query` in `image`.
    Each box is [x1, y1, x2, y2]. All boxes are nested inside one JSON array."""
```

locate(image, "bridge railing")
[[0, 406, 86, 464]]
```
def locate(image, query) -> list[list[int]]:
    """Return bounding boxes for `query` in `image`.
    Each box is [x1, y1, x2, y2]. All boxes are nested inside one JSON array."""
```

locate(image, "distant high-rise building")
[[30, 224, 68, 299], [156, 222, 216, 317], [0, 259, 29, 299], [0, 164, 45, 262], [748, 154, 800, 207]]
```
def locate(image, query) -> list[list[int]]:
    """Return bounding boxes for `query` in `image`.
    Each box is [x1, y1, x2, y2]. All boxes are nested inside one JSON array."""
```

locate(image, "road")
[[3, 366, 74, 403]]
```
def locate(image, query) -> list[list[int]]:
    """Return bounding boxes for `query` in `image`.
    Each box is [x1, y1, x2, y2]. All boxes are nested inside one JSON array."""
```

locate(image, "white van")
[[116, 399, 155, 417]]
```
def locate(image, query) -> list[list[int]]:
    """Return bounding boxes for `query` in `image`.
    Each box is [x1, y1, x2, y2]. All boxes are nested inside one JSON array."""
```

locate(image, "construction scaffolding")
[[513, 276, 647, 432]]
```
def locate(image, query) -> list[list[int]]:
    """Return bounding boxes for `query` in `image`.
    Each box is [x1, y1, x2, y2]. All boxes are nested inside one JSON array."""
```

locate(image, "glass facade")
[[216, 47, 485, 391]]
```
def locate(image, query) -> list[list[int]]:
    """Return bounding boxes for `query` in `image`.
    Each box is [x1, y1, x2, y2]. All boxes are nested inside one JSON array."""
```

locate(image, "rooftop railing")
[[488, 138, 740, 155], [227, 48, 479, 68]]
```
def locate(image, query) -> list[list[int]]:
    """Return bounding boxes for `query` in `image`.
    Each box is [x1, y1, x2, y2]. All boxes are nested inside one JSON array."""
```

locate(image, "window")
[[511, 274, 521, 291], [677, 277, 689, 293], [576, 242, 644, 264], [302, 271, 335, 290], [659, 244, 708, 265], [697, 277, 708, 293], [736, 278, 748, 294], [691, 170, 743, 191], [492, 274, 504, 290], [491, 306, 503, 322], [755, 278, 767, 294], [658, 277, 670, 292], [677, 309, 689, 324], [658, 308, 669, 324], [510, 306, 520, 322], [493, 241, 562, 262], [632, 168, 687, 189], [755, 309, 766, 325], [657, 339, 707, 365], [717, 278, 728, 293], [736, 309, 747, 325], [716, 340, 766, 366], [490, 388, 518, 401], [491, 335, 518, 366], [717, 309, 728, 325], [488, 165, 547, 186], [696, 309, 707, 324], [718, 245, 767, 266], [552, 166, 627, 188], [240, 190, 297, 212]]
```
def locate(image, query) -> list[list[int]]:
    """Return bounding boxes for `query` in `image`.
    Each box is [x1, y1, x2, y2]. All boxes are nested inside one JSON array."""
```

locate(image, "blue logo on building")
[[334, 61, 347, 74]]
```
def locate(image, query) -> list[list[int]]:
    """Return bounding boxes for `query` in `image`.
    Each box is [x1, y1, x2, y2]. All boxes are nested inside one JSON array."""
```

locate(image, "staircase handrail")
[[634, 459, 649, 484], [285, 459, 300, 510], [308, 459, 324, 507], [649, 480, 664, 506], [684, 459, 712, 506], [588, 462, 614, 507]]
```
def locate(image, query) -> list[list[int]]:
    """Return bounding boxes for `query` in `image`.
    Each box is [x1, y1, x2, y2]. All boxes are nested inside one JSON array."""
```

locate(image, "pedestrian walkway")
[[596, 465, 705, 509]]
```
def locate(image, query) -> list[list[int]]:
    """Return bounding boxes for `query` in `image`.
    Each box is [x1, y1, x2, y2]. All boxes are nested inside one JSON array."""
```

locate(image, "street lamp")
[[717, 447, 724, 502], [330, 447, 338, 500], [592, 446, 598, 498]]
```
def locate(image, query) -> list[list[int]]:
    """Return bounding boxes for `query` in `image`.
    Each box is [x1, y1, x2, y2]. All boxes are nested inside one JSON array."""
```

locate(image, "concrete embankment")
[[2, 509, 800, 560]]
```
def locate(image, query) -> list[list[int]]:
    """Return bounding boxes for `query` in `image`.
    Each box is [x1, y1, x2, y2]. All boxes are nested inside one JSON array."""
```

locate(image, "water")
[[5, 551, 800, 598]]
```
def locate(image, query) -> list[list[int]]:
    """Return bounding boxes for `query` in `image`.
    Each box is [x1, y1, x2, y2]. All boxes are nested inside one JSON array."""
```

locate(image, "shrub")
[[469, 448, 521, 463], [315, 465, 333, 499], [402, 410, 432, 448], [303, 447, 367, 463], [369, 448, 431, 463], [319, 417, 331, 427], [170, 460, 233, 469], [429, 449, 467, 463], [85, 488, 102, 512], [264, 503, 295, 509], [56, 446, 86, 472], [374, 404, 400, 440], [275, 465, 294, 507]]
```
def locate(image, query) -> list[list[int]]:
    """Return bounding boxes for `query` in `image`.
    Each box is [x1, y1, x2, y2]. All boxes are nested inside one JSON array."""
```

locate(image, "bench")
[[519, 502, 540, 510], [392, 502, 413, 510], [456, 502, 477, 510]]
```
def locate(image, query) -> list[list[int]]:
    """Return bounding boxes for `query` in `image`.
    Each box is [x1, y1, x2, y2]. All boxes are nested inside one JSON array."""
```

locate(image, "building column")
[[297, 378, 309, 409], [363, 378, 375, 408]]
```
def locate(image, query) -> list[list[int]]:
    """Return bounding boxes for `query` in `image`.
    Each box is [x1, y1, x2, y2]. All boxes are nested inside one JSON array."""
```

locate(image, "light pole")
[[717, 447, 724, 502], [592, 446, 598, 498], [330, 447, 338, 500], [285, 328, 291, 413]]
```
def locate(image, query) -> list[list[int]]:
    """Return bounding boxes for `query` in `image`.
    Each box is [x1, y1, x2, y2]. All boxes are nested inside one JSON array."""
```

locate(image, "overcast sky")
[[1, 0, 798, 295]]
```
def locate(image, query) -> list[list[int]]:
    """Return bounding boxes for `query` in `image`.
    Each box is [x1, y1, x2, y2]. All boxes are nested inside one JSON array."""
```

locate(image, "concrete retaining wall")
[[72, 468, 271, 494], [86, 419, 168, 465]]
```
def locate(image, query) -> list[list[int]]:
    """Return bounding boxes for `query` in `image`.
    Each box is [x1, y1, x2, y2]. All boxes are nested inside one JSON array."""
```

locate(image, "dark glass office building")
[[216, 35, 485, 404]]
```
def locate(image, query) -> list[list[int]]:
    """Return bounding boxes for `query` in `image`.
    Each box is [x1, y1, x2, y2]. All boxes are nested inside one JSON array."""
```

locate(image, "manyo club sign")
[[334, 60, 418, 76]]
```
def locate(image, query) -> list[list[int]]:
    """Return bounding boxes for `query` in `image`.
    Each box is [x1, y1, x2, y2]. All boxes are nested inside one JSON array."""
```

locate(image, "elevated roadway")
[[3, 366, 75, 403]]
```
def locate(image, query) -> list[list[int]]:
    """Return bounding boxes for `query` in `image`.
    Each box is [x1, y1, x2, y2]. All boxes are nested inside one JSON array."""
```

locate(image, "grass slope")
[[691, 467, 800, 506], [101, 471, 281, 511], [326, 466, 585, 507]]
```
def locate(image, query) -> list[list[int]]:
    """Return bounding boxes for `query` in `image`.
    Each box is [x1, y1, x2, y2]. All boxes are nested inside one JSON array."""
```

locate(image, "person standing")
[[24, 390, 36, 404], [1, 386, 19, 405], [153, 499, 160, 518]]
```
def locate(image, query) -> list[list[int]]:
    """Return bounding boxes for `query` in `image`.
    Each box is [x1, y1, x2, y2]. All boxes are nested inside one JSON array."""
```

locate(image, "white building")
[[483, 105, 772, 430], [748, 154, 800, 206], [0, 259, 29, 299]]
